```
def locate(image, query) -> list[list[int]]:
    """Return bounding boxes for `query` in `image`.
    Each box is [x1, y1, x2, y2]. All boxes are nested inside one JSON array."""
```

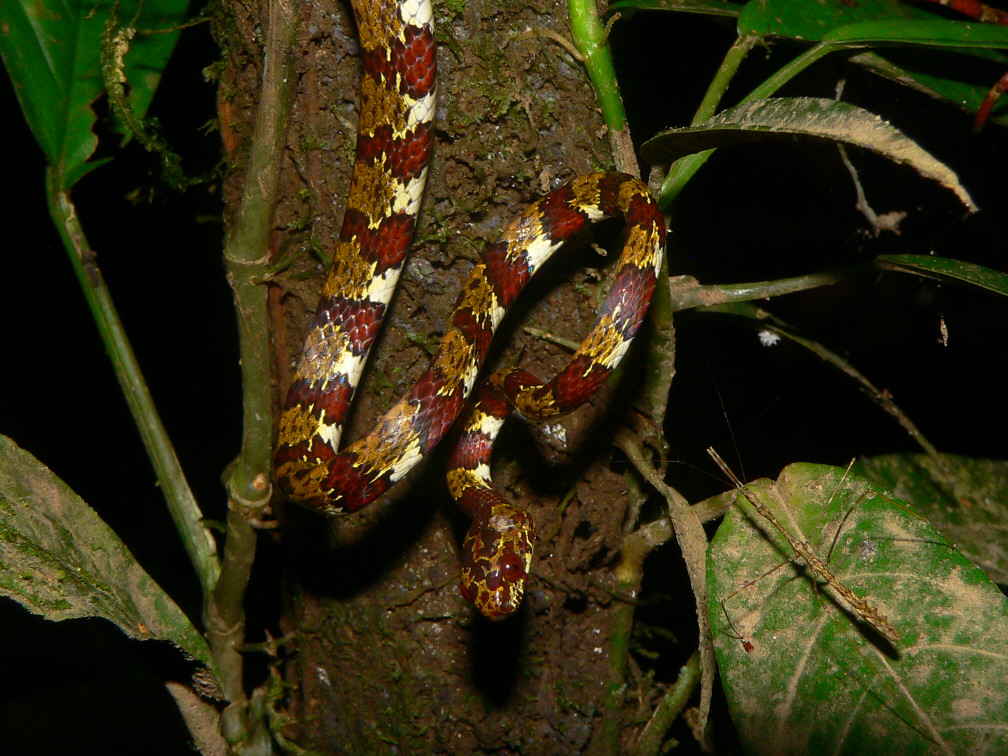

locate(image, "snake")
[[274, 0, 666, 619]]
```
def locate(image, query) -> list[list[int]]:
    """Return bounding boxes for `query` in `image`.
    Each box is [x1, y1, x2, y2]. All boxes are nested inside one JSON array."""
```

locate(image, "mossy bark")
[[218, 1, 654, 751]]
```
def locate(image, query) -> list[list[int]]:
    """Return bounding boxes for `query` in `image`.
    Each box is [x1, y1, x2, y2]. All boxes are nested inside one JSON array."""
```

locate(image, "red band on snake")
[[274, 0, 666, 620]]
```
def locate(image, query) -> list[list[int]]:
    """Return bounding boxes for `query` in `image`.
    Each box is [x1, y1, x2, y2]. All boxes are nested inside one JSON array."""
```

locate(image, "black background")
[[2, 5, 1007, 754]]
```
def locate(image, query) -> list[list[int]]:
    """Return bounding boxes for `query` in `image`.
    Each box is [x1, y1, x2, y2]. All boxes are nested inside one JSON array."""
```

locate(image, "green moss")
[[406, 328, 439, 357], [285, 213, 312, 232], [436, 0, 466, 15], [301, 134, 329, 152]]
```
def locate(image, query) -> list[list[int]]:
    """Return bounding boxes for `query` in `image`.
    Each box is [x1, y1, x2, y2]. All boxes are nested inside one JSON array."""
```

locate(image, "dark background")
[[1, 13, 230, 753], [1, 5, 1007, 754]]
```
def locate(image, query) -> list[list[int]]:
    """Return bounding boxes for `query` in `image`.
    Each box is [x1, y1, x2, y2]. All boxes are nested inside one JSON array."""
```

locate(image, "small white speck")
[[758, 330, 781, 347], [593, 647, 603, 654], [316, 667, 331, 687]]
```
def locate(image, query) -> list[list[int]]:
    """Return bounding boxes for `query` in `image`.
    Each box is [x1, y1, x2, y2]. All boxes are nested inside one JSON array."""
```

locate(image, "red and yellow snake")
[[274, 0, 666, 619]]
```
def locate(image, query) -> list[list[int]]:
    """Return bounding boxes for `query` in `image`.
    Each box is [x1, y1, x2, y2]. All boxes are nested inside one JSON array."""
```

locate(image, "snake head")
[[460, 503, 535, 620]]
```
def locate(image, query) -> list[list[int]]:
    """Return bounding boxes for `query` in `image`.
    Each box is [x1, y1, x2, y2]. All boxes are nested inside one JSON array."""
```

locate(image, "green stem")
[[222, 0, 299, 502], [205, 0, 300, 735], [660, 39, 856, 207], [45, 168, 220, 595], [744, 41, 850, 103], [569, 0, 626, 131], [633, 652, 701, 756], [602, 577, 637, 755], [691, 33, 759, 126]]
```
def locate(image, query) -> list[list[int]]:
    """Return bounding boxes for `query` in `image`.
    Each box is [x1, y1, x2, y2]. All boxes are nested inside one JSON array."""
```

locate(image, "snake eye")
[[500, 556, 525, 582]]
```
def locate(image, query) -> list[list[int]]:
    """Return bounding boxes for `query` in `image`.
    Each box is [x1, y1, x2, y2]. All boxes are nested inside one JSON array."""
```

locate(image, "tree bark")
[[220, 0, 655, 751]]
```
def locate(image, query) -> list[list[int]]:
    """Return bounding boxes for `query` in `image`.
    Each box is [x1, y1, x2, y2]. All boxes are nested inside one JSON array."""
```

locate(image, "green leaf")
[[0, 0, 188, 189], [875, 254, 1008, 297], [856, 454, 1008, 586], [737, 0, 920, 40], [607, 0, 741, 17], [822, 19, 1008, 49], [0, 434, 217, 681], [736, 0, 1008, 127], [739, 0, 1008, 49], [708, 462, 1008, 755], [642, 97, 976, 211], [851, 50, 1008, 128]]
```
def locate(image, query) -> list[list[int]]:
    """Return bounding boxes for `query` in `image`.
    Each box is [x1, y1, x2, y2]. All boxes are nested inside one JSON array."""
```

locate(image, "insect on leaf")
[[708, 462, 1008, 755]]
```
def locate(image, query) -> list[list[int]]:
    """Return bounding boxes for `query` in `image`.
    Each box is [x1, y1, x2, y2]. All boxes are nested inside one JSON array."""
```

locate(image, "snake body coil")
[[274, 0, 666, 619]]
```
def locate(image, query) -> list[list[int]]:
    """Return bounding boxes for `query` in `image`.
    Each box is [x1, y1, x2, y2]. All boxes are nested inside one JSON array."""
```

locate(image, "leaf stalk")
[[44, 168, 221, 595]]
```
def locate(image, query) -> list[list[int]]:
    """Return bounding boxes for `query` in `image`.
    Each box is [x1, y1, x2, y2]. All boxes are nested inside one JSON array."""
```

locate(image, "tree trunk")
[[220, 1, 662, 751]]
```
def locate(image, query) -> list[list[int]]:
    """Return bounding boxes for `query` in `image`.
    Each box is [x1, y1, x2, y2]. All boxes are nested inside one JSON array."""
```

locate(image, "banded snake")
[[274, 0, 666, 619]]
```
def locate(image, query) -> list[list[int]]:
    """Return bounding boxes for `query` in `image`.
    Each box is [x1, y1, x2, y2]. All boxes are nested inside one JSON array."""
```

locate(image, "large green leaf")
[[607, 0, 741, 16], [822, 20, 1008, 50], [739, 0, 967, 41], [737, 0, 1008, 126], [0, 0, 188, 188], [856, 454, 1008, 586], [875, 254, 1008, 298], [0, 434, 217, 682], [708, 463, 1008, 755], [641, 97, 975, 211]]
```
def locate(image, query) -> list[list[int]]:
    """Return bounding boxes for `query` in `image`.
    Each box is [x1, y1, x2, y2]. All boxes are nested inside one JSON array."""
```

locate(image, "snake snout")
[[459, 503, 535, 620]]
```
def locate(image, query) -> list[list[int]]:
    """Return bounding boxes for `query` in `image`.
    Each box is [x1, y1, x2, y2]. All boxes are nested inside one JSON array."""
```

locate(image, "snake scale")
[[274, 0, 666, 619]]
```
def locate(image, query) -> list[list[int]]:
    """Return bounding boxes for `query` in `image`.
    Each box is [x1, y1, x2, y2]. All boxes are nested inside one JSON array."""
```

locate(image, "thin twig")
[[703, 301, 953, 483], [668, 265, 870, 312], [516, 27, 584, 61], [616, 430, 714, 733], [523, 325, 581, 351], [837, 144, 906, 236]]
